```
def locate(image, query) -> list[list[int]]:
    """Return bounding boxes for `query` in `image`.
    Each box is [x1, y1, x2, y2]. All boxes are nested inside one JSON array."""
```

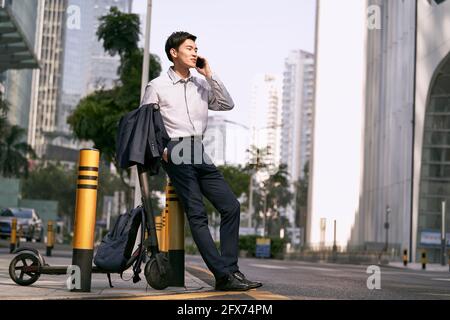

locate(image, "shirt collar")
[[167, 67, 193, 84]]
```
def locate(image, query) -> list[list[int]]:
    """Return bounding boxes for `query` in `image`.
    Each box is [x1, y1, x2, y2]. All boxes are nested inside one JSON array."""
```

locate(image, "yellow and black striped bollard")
[[448, 252, 450, 273], [10, 218, 17, 253], [71, 148, 100, 292], [46, 220, 54, 257], [155, 214, 162, 249], [402, 249, 408, 267], [421, 250, 427, 270], [165, 180, 185, 287]]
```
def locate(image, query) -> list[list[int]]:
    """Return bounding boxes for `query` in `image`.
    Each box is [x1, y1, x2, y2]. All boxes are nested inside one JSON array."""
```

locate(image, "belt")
[[171, 135, 204, 141]]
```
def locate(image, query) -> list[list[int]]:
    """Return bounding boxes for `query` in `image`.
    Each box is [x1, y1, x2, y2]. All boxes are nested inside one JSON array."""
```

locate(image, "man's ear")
[[170, 48, 177, 60]]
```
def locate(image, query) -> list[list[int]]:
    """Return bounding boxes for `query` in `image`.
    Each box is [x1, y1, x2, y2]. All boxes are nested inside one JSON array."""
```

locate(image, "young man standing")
[[140, 31, 262, 291]]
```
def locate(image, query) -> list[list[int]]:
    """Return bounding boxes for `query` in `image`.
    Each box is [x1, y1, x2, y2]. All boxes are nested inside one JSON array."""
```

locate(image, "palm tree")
[[244, 145, 271, 231], [0, 125, 36, 178], [0, 94, 36, 178], [263, 164, 293, 238], [0, 92, 10, 137]]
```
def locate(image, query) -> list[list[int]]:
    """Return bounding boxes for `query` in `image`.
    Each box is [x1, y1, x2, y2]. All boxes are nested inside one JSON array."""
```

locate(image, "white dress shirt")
[[140, 67, 234, 139]]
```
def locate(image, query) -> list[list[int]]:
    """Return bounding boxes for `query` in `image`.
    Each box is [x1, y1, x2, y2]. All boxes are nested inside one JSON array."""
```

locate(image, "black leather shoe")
[[215, 274, 251, 291], [232, 271, 263, 289]]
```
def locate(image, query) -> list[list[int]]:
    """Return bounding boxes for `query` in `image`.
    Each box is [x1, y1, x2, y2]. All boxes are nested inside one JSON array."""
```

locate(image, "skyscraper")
[[28, 0, 67, 158], [279, 50, 315, 230], [249, 73, 282, 170], [280, 50, 315, 183], [28, 0, 132, 162]]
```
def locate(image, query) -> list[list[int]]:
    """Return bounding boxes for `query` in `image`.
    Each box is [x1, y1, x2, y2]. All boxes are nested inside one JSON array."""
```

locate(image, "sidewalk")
[[0, 249, 213, 300], [388, 261, 450, 272]]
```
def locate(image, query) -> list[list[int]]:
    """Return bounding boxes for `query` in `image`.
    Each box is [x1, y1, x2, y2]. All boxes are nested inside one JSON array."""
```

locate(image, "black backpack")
[[94, 205, 147, 287]]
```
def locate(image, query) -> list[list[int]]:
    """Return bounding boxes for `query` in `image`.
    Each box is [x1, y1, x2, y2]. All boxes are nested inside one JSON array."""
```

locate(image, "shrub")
[[185, 244, 199, 255], [238, 235, 286, 258]]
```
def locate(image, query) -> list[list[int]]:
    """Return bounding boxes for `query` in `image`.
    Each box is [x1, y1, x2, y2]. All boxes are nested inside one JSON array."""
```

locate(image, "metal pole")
[[106, 200, 111, 231], [333, 220, 337, 253], [263, 191, 268, 238], [134, 0, 153, 208], [248, 173, 254, 230], [442, 201, 446, 266], [385, 206, 390, 253]]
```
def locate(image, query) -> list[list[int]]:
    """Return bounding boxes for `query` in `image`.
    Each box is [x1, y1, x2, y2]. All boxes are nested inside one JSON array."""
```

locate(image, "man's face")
[[171, 39, 198, 68]]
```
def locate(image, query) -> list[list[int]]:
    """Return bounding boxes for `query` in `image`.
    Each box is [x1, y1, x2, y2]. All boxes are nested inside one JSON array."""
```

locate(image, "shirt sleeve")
[[140, 82, 159, 107], [205, 73, 235, 111]]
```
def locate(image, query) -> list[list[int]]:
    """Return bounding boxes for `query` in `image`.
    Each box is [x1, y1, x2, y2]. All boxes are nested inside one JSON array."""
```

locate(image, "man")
[[141, 31, 262, 291]]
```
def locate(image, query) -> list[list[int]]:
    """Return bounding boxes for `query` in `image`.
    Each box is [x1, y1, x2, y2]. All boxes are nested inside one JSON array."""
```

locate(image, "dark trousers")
[[160, 137, 240, 280]]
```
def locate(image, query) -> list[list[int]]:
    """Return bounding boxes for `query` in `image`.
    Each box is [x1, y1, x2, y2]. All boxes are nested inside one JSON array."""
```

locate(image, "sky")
[[309, 0, 366, 247], [132, 0, 367, 247], [132, 0, 317, 165]]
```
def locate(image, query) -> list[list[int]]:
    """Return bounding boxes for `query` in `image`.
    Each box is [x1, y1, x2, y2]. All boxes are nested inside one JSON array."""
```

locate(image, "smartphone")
[[196, 57, 205, 69]]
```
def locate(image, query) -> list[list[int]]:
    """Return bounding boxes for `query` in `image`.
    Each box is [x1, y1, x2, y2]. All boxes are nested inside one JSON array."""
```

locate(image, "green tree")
[[0, 92, 9, 136], [250, 163, 294, 238], [0, 93, 36, 178], [243, 145, 272, 230], [68, 7, 162, 167], [96, 6, 140, 59], [0, 125, 36, 178], [263, 164, 293, 238], [68, 7, 163, 210], [21, 161, 131, 220], [21, 163, 77, 217]]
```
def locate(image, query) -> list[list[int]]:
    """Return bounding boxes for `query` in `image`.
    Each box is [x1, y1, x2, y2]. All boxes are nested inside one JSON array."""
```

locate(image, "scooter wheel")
[[9, 252, 41, 286], [144, 258, 169, 290]]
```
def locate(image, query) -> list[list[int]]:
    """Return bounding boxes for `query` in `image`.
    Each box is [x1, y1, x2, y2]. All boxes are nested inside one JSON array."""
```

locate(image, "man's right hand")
[[162, 147, 168, 163]]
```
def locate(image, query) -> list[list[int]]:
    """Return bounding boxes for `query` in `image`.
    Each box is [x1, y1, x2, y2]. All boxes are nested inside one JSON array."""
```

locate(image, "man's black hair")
[[165, 31, 197, 62]]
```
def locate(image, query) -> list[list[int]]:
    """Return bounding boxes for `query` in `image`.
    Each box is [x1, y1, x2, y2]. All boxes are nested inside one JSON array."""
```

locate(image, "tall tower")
[[280, 50, 315, 182], [249, 74, 282, 170], [28, 0, 67, 158], [279, 50, 315, 229]]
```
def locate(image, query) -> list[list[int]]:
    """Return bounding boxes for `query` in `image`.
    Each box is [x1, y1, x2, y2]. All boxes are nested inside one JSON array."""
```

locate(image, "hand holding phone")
[[195, 56, 212, 78], [196, 57, 206, 69]]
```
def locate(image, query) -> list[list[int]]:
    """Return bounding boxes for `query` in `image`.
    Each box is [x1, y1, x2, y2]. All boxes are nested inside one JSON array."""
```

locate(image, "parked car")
[[0, 208, 44, 242]]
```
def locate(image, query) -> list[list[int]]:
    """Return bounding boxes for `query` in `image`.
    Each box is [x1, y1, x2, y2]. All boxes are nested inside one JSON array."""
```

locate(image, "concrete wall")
[[350, 0, 416, 253]]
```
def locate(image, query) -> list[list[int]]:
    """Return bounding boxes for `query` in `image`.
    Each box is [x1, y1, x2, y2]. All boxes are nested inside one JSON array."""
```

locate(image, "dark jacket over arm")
[[116, 104, 170, 175]]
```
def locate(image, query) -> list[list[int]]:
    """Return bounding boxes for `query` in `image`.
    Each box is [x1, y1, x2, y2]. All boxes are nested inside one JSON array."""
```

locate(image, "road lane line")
[[117, 291, 251, 300], [248, 264, 288, 270], [422, 292, 450, 297], [245, 290, 290, 300], [431, 278, 450, 281], [292, 266, 334, 272]]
